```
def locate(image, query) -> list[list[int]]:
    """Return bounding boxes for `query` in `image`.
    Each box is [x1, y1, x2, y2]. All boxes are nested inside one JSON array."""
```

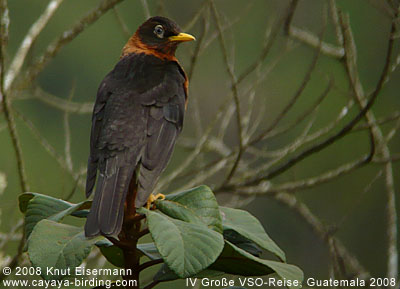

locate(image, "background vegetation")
[[0, 0, 399, 288]]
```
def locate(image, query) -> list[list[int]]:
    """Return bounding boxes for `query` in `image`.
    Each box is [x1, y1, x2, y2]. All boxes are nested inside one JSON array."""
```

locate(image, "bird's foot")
[[146, 193, 166, 209]]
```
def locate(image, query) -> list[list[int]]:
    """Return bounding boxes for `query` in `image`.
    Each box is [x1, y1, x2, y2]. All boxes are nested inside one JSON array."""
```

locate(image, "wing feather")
[[85, 53, 187, 237]]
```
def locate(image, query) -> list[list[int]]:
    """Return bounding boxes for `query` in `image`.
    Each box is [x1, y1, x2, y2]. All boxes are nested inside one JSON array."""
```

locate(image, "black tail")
[[85, 156, 98, 198], [84, 164, 134, 237]]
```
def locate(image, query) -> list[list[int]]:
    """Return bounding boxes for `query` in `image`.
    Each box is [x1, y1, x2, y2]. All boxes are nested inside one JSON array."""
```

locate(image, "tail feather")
[[84, 165, 134, 237], [85, 157, 98, 198], [99, 166, 133, 236], [84, 174, 104, 237]]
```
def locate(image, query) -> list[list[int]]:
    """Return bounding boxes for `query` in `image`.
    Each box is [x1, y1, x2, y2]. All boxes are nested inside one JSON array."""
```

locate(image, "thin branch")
[[237, 0, 299, 84], [0, 220, 23, 250], [260, 77, 333, 142], [272, 192, 373, 280], [178, 136, 231, 157], [156, 89, 234, 191], [156, 0, 167, 16], [286, 0, 344, 58], [187, 13, 209, 139], [64, 171, 84, 201], [64, 83, 76, 171], [352, 111, 400, 132], [14, 109, 85, 190], [210, 0, 244, 183], [4, 0, 64, 91], [384, 115, 400, 144], [366, 0, 395, 18], [138, 259, 163, 272], [243, 111, 319, 179], [236, 154, 372, 195], [113, 7, 131, 39], [199, 12, 245, 55], [0, 0, 29, 193], [340, 9, 398, 281], [228, 7, 398, 191], [16, 0, 126, 90], [250, 24, 324, 145], [187, 14, 208, 80], [374, 154, 400, 163], [23, 85, 94, 114], [183, 1, 209, 32], [106, 236, 134, 250], [337, 170, 383, 229], [329, 0, 343, 45], [287, 26, 344, 58], [175, 156, 230, 192], [140, 0, 151, 19], [188, 97, 353, 194]]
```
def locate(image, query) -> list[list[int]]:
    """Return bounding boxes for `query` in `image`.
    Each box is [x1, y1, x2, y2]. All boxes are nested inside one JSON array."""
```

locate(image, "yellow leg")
[[145, 193, 166, 209]]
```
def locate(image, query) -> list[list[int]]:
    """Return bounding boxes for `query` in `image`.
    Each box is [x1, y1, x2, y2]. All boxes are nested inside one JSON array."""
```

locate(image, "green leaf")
[[28, 219, 99, 280], [211, 241, 303, 289], [163, 185, 222, 232], [155, 199, 205, 225], [154, 263, 223, 281], [21, 192, 91, 239], [19, 193, 39, 213], [138, 207, 224, 278], [220, 206, 285, 261], [137, 243, 161, 260], [95, 239, 125, 268], [96, 240, 161, 268], [223, 229, 262, 257]]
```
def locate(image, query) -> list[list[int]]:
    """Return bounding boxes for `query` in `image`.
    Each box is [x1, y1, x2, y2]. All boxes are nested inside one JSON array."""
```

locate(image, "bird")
[[84, 16, 195, 238]]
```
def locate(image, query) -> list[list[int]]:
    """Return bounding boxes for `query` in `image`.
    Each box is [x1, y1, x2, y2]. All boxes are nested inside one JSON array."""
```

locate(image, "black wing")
[[85, 54, 186, 237]]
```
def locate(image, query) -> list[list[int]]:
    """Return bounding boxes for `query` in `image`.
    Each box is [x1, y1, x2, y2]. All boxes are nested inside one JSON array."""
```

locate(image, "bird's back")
[[84, 53, 187, 237]]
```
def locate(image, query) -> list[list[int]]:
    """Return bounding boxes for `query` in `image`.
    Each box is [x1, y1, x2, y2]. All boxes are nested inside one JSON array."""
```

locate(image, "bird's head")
[[122, 16, 195, 60]]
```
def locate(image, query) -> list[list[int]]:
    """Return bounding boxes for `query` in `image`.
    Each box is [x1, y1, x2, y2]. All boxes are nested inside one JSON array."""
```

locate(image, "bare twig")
[[14, 109, 85, 190], [337, 170, 383, 228], [250, 24, 324, 145], [236, 154, 372, 195], [210, 0, 244, 183], [187, 13, 209, 139], [227, 6, 398, 191], [340, 9, 398, 281], [288, 26, 344, 58], [261, 77, 333, 141], [156, 85, 236, 192], [138, 259, 163, 272], [237, 0, 299, 84], [353, 111, 400, 132], [140, 0, 151, 19], [272, 192, 372, 279], [4, 0, 64, 92], [64, 83, 76, 171], [0, 0, 29, 193], [113, 7, 131, 39], [384, 116, 400, 144], [16, 0, 126, 90], [25, 85, 93, 114]]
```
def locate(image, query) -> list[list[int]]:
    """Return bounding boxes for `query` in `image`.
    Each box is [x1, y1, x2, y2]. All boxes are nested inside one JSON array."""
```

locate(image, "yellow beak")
[[168, 32, 196, 42]]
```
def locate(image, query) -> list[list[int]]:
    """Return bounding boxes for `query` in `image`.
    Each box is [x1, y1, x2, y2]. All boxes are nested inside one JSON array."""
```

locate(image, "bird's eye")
[[154, 25, 164, 38]]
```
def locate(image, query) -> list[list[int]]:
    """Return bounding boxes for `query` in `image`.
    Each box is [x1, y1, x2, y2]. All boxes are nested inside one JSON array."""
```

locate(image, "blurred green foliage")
[[1, 0, 399, 288]]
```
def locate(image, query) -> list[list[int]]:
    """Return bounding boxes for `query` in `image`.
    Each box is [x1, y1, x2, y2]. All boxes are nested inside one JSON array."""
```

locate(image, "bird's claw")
[[146, 193, 166, 209]]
